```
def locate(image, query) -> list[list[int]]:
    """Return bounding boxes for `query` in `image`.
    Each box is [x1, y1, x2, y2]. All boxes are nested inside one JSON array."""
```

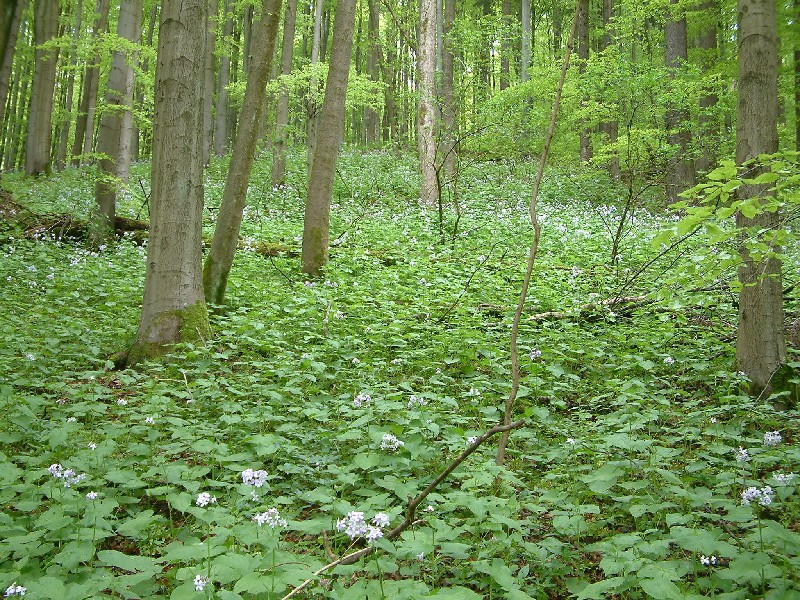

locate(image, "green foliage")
[[0, 150, 798, 597]]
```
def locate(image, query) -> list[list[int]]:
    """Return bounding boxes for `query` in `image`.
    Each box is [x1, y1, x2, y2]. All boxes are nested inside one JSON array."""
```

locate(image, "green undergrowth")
[[0, 148, 798, 599]]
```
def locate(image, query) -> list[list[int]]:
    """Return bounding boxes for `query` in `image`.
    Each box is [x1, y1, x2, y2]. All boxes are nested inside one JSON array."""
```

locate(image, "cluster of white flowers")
[[353, 393, 371, 408], [407, 395, 428, 409], [380, 433, 404, 451], [144, 416, 156, 425], [195, 492, 217, 507], [529, 348, 543, 361], [253, 508, 287, 529], [700, 555, 717, 566], [467, 436, 478, 446], [48, 464, 86, 488], [773, 472, 796, 486], [241, 469, 268, 487], [85, 491, 99, 500], [336, 511, 390, 543], [763, 431, 782, 446], [193, 575, 209, 592], [735, 447, 749, 463], [4, 582, 25, 597], [663, 356, 675, 365], [741, 486, 774, 507]]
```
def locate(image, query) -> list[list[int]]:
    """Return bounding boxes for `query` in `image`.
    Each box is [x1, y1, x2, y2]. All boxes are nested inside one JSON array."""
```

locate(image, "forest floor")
[[0, 149, 798, 599]]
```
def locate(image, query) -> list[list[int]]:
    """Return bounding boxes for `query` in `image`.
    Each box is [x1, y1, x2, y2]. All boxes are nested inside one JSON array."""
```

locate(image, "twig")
[[496, 0, 582, 468], [281, 418, 525, 599], [436, 243, 500, 322]]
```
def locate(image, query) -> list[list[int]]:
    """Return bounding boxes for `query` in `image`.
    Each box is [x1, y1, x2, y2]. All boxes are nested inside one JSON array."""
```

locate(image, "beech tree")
[[271, 0, 298, 187], [734, 0, 784, 393], [127, 0, 211, 366], [301, 0, 358, 275], [203, 0, 283, 306], [93, 0, 143, 242], [417, 0, 438, 206], [25, 0, 60, 176]]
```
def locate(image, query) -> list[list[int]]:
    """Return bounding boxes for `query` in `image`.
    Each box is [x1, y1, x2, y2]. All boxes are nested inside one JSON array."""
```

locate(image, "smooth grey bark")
[[363, 0, 381, 144], [417, 0, 439, 206], [4, 51, 27, 171], [795, 0, 799, 152], [520, 0, 531, 82], [25, 0, 60, 176], [664, 0, 694, 203], [0, 0, 25, 140], [128, 0, 211, 367], [133, 2, 158, 161], [734, 0, 784, 394], [203, 0, 218, 165], [72, 0, 110, 165], [271, 0, 298, 186], [214, 0, 233, 157], [301, 0, 357, 275], [306, 0, 324, 174], [203, 0, 283, 306], [93, 0, 143, 242], [500, 0, 510, 89]]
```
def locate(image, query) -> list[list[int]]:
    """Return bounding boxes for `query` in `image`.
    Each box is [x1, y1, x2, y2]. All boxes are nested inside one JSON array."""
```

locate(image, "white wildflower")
[[763, 431, 782, 446], [241, 469, 268, 487], [735, 447, 749, 463], [467, 436, 478, 446], [773, 472, 796, 486], [380, 433, 405, 451], [193, 574, 209, 592], [86, 491, 98, 500], [337, 511, 368, 540], [700, 555, 717, 566], [353, 393, 371, 408], [195, 492, 216, 507], [365, 526, 383, 543], [253, 508, 287, 529], [372, 512, 390, 528], [4, 582, 26, 597], [529, 348, 542, 361]]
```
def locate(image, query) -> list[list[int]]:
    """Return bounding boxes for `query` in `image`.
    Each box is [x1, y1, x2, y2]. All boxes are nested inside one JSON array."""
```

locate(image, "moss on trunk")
[[126, 301, 211, 367]]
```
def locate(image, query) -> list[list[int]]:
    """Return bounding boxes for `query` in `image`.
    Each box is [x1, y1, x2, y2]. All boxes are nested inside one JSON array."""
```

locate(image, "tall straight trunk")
[[417, 0, 438, 206], [271, 0, 298, 185], [93, 0, 143, 241], [25, 0, 60, 176], [72, 0, 110, 165], [500, 0, 511, 90], [214, 0, 233, 157], [204, 0, 283, 305], [3, 46, 27, 171], [695, 0, 719, 173], [203, 0, 218, 165], [128, 0, 211, 367], [577, 0, 591, 162], [363, 0, 381, 144], [301, 0, 357, 275], [664, 0, 694, 203], [598, 0, 618, 178], [133, 2, 158, 161], [735, 0, 784, 394], [552, 0, 562, 60], [520, 0, 531, 82], [440, 0, 457, 181], [0, 0, 25, 136], [307, 0, 324, 174], [56, 0, 82, 170]]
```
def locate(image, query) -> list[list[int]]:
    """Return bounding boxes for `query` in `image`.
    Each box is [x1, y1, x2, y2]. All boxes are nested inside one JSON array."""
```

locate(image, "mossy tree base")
[[126, 301, 211, 368]]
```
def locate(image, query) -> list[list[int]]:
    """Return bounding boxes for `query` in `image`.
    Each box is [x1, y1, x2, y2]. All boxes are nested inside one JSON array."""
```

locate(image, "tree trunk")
[[440, 0, 457, 182], [133, 2, 158, 161], [695, 0, 719, 173], [520, 0, 531, 82], [500, 0, 511, 90], [795, 0, 799, 152], [72, 0, 110, 166], [271, 0, 298, 186], [203, 0, 283, 306], [598, 0, 618, 178], [417, 0, 439, 206], [127, 0, 211, 367], [25, 0, 60, 176], [664, 0, 694, 203], [301, 0, 357, 275], [214, 0, 233, 157], [0, 0, 25, 139], [306, 0, 325, 174], [363, 0, 381, 144], [577, 0, 591, 162], [735, 0, 784, 395], [56, 0, 82, 170], [93, 0, 143, 242], [4, 49, 26, 171], [203, 0, 218, 165]]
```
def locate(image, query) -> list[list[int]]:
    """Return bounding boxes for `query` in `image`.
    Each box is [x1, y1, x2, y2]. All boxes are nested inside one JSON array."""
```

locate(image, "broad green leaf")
[[425, 587, 483, 599], [97, 549, 161, 574], [638, 576, 683, 600]]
